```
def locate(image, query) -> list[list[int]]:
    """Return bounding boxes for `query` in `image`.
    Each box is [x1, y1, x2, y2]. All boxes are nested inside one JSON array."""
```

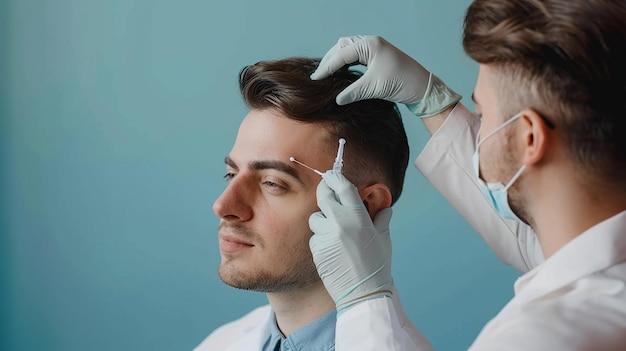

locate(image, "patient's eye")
[[262, 176, 288, 195]]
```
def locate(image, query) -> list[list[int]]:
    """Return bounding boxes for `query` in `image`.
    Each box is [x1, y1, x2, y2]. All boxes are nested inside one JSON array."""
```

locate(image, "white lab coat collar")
[[222, 307, 272, 351], [514, 210, 626, 304]]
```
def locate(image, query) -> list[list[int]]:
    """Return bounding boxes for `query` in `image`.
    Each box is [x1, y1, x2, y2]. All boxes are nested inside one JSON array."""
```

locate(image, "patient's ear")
[[359, 183, 392, 219]]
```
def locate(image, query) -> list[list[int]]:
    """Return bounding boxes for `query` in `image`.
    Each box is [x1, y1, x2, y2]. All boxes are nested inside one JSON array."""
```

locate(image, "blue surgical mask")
[[472, 113, 525, 221]]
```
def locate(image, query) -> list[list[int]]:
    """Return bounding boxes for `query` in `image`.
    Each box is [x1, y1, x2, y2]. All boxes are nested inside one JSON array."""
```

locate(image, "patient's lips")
[[218, 233, 254, 253]]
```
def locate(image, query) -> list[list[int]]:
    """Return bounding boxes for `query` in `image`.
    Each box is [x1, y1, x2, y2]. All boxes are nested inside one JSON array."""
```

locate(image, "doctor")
[[308, 0, 626, 350]]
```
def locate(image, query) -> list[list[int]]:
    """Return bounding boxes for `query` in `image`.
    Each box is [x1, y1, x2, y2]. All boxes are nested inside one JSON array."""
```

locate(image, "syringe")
[[289, 137, 346, 176], [332, 138, 346, 172]]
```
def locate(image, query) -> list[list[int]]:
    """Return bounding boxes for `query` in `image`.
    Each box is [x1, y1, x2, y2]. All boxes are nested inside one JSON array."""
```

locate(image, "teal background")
[[1, 0, 520, 350]]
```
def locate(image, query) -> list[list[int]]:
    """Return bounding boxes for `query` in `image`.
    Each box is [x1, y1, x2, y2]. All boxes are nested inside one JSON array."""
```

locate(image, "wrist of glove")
[[309, 170, 393, 313], [406, 73, 462, 118]]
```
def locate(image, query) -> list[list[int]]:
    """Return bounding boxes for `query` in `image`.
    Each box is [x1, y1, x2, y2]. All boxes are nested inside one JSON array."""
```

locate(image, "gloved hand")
[[311, 35, 461, 118], [309, 170, 393, 313]]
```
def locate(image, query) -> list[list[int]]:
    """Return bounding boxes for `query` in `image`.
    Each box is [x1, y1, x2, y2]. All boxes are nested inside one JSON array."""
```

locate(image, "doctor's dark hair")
[[463, 0, 626, 187], [239, 57, 409, 205]]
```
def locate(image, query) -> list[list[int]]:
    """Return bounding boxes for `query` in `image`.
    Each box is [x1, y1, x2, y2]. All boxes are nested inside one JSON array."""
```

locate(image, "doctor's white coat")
[[333, 104, 626, 350]]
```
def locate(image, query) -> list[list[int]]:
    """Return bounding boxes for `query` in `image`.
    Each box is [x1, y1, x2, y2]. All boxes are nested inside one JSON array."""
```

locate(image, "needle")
[[289, 157, 323, 176]]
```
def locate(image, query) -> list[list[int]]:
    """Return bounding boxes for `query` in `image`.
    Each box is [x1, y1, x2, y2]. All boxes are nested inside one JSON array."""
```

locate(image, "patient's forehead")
[[232, 108, 337, 173]]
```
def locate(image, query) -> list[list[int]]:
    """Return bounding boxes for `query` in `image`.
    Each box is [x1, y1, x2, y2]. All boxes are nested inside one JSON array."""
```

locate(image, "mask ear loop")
[[476, 113, 522, 150], [504, 165, 526, 190]]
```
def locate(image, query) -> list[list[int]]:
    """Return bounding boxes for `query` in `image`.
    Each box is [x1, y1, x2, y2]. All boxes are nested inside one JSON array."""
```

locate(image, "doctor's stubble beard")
[[502, 136, 533, 227], [217, 222, 321, 293]]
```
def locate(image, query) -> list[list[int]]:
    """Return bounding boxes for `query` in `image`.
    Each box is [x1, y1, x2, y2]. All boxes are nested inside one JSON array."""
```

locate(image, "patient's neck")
[[266, 280, 335, 337]]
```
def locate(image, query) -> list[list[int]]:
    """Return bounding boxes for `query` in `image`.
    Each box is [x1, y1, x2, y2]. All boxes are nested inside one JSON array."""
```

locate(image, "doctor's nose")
[[213, 177, 253, 222]]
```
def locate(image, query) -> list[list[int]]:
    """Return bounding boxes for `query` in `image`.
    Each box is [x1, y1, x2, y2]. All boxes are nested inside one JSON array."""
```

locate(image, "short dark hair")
[[463, 0, 626, 186], [238, 57, 409, 205]]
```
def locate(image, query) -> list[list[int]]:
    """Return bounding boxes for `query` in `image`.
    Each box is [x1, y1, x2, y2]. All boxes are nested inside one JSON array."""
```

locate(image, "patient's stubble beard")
[[217, 222, 320, 293]]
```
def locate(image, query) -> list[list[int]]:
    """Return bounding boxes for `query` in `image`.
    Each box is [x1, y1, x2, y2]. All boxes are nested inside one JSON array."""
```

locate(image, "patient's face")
[[213, 108, 335, 292]]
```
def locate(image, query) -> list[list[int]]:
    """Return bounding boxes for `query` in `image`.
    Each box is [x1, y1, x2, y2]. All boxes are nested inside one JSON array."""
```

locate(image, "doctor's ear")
[[359, 183, 392, 219], [520, 109, 552, 166]]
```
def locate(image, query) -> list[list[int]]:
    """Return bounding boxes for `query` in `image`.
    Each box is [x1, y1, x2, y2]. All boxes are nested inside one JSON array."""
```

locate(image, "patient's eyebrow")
[[224, 156, 304, 185], [250, 160, 304, 185], [224, 156, 239, 170]]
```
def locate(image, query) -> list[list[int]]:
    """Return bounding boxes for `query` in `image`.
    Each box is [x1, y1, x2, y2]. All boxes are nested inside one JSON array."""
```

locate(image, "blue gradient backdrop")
[[1, 1, 520, 350]]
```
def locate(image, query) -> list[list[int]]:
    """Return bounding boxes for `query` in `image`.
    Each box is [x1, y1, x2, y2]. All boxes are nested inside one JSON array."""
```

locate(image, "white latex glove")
[[311, 35, 461, 117], [309, 170, 393, 312]]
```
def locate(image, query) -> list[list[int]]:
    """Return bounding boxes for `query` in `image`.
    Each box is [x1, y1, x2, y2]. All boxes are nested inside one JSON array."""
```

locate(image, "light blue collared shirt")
[[263, 309, 336, 351]]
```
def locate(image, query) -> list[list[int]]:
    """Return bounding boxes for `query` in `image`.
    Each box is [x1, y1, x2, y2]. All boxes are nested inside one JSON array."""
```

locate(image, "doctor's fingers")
[[320, 170, 363, 207], [309, 211, 331, 236], [311, 36, 369, 80], [315, 179, 345, 218], [372, 207, 393, 234]]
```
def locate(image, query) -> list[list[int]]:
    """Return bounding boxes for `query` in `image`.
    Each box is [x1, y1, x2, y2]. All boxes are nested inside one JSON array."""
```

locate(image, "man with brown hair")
[[308, 0, 626, 350], [194, 57, 431, 350]]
